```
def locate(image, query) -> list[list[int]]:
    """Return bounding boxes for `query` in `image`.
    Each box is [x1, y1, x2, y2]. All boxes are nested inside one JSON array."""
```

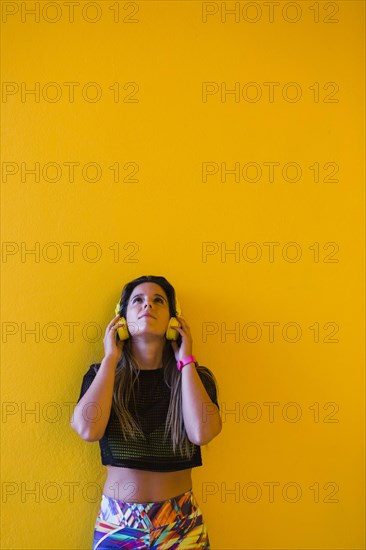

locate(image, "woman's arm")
[[70, 314, 125, 441], [170, 315, 222, 446], [181, 363, 222, 446], [70, 354, 118, 441]]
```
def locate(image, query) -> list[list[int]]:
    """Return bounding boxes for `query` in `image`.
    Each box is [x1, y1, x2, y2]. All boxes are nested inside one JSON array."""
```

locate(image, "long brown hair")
[[112, 275, 217, 459]]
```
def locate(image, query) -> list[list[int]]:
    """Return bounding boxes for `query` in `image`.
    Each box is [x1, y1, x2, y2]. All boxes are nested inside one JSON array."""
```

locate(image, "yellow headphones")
[[114, 296, 182, 341]]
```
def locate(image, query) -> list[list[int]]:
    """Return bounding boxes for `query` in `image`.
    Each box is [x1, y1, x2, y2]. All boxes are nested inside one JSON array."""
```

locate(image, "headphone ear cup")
[[166, 317, 180, 341], [115, 302, 129, 340], [116, 317, 129, 340]]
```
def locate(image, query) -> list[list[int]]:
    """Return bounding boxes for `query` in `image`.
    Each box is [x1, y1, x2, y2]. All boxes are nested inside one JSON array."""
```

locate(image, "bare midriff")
[[103, 465, 193, 503]]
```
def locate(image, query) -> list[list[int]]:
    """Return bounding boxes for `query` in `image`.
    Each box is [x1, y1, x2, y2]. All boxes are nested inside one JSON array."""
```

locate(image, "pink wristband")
[[176, 355, 197, 372]]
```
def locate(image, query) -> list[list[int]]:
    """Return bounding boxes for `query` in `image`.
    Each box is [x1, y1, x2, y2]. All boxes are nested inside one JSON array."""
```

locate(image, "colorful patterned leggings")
[[92, 487, 210, 549]]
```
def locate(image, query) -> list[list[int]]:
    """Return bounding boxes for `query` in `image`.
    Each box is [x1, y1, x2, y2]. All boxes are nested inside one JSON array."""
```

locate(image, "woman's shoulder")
[[83, 362, 101, 377], [91, 362, 101, 373], [196, 365, 220, 407], [196, 364, 219, 387], [196, 364, 215, 377]]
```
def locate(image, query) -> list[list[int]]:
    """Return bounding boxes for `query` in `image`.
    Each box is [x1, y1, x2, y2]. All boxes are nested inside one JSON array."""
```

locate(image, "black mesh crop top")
[[76, 363, 220, 472]]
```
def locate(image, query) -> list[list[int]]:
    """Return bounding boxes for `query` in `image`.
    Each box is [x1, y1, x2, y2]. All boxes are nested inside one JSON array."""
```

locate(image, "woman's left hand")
[[170, 316, 193, 362]]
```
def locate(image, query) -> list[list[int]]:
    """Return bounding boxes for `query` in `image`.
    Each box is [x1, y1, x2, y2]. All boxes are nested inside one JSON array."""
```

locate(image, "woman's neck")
[[130, 339, 165, 370]]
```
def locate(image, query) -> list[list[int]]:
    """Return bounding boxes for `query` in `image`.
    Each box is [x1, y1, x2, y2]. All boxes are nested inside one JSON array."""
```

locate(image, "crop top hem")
[[102, 460, 202, 472]]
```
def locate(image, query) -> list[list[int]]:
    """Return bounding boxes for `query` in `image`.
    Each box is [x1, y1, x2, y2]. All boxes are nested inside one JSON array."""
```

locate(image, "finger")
[[174, 322, 189, 331], [107, 323, 124, 336], [112, 322, 124, 329], [176, 316, 189, 327], [107, 315, 121, 328]]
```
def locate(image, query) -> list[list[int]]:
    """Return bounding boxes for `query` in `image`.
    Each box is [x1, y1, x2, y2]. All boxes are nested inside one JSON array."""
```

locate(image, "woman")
[[71, 275, 222, 549]]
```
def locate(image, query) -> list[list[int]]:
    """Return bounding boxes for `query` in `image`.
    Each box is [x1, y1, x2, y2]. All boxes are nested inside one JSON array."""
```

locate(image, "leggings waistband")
[[96, 488, 198, 530], [102, 487, 193, 507]]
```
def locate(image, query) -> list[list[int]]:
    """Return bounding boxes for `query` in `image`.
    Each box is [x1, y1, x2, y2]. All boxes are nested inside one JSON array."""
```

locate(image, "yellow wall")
[[1, 1, 364, 548]]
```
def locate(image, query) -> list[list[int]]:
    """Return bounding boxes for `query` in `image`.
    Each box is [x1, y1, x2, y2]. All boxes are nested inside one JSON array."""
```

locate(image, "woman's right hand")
[[103, 315, 125, 362]]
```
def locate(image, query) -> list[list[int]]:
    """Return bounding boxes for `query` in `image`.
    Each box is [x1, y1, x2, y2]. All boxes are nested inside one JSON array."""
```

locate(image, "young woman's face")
[[126, 282, 171, 338]]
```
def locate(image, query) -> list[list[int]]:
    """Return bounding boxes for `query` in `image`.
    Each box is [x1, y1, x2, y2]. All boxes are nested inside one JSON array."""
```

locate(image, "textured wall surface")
[[1, 1, 365, 549]]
